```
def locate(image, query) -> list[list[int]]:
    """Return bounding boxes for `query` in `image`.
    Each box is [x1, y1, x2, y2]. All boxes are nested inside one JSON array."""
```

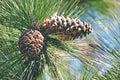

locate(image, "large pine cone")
[[40, 16, 92, 39], [18, 29, 44, 58]]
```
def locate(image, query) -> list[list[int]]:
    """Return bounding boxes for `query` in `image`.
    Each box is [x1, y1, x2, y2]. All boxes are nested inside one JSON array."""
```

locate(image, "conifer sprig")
[[1, 0, 119, 80]]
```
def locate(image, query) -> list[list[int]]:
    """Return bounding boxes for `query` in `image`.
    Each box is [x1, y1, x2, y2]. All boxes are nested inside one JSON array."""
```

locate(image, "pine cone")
[[18, 29, 44, 58], [40, 16, 92, 39]]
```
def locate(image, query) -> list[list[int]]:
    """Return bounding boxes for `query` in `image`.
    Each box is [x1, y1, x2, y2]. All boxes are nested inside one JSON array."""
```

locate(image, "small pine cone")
[[18, 29, 44, 58], [40, 16, 92, 39]]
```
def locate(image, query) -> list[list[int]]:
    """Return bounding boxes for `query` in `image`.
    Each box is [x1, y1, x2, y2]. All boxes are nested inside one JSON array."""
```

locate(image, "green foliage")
[[104, 63, 120, 80], [0, 0, 60, 31], [0, 0, 120, 80]]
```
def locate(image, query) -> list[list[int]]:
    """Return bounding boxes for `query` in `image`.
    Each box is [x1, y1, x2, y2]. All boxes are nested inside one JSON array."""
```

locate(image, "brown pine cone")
[[18, 29, 44, 58], [40, 16, 92, 39]]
